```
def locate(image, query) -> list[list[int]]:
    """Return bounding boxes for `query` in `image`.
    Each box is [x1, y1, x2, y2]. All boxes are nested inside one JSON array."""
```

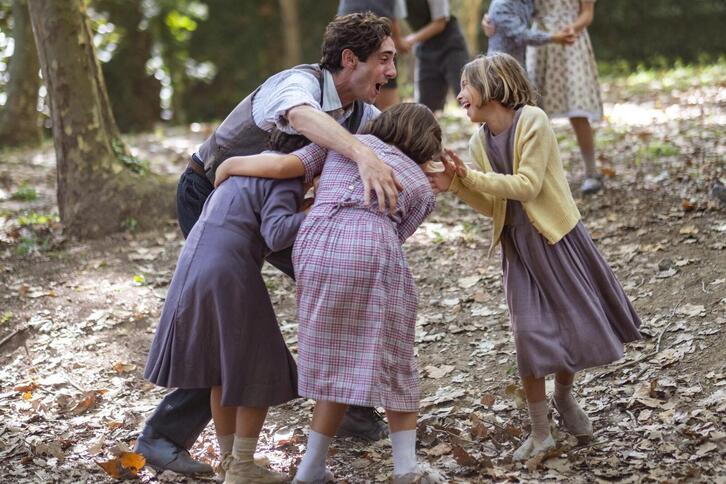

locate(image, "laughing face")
[[456, 77, 484, 122], [348, 36, 397, 104]]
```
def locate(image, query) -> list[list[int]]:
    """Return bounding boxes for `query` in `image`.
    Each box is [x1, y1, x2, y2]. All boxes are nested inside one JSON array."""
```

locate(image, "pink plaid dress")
[[292, 135, 435, 412]]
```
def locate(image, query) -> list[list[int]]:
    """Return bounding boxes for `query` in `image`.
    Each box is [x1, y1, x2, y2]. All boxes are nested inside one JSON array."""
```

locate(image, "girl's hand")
[[442, 149, 468, 179], [481, 14, 495, 37], [426, 169, 453, 194], [552, 27, 576, 45], [214, 161, 231, 188]]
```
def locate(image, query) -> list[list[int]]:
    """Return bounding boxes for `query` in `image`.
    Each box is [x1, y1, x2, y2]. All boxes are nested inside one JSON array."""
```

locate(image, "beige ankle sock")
[[232, 435, 258, 464], [554, 381, 591, 436], [528, 400, 551, 442], [217, 433, 234, 455]]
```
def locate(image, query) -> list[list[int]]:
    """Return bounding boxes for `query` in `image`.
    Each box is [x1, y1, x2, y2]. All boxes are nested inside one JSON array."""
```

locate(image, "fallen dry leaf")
[[451, 443, 478, 467], [96, 452, 145, 479], [14, 382, 39, 392], [69, 391, 97, 415], [424, 364, 455, 379], [111, 362, 136, 374]]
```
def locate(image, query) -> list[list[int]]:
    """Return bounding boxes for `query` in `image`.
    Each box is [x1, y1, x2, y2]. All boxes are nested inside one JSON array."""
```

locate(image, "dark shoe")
[[336, 406, 387, 441], [712, 182, 726, 206], [133, 425, 213, 475], [581, 176, 603, 195]]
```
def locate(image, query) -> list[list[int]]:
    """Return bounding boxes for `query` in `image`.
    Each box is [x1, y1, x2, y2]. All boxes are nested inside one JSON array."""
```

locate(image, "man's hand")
[[286, 105, 401, 211], [357, 148, 402, 212], [481, 14, 495, 37]]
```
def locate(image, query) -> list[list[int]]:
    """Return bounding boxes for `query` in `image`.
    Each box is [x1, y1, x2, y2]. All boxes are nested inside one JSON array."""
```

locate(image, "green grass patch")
[[13, 212, 61, 256], [0, 311, 12, 325], [18, 212, 60, 227], [600, 57, 726, 95], [11, 183, 38, 202], [635, 140, 680, 166]]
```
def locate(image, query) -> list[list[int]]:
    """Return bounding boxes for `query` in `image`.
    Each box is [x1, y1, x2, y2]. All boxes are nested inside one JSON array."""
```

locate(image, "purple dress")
[[291, 135, 436, 412], [144, 176, 305, 407], [487, 109, 642, 378]]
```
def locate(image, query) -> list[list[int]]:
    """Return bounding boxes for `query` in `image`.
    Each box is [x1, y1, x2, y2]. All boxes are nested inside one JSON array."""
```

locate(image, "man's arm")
[[287, 105, 401, 212]]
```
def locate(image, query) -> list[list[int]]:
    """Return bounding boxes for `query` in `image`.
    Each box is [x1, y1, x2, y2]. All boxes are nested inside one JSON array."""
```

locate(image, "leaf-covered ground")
[[1, 64, 724, 483]]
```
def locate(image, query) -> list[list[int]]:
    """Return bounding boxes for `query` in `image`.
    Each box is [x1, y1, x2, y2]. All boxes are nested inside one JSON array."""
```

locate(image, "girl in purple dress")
[[215, 103, 443, 483], [145, 132, 311, 483], [427, 54, 641, 461]]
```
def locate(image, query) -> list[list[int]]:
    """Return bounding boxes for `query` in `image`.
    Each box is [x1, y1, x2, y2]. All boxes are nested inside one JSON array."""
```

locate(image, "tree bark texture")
[[0, 0, 42, 147], [279, 0, 302, 67], [458, 0, 482, 54], [27, 0, 174, 238]]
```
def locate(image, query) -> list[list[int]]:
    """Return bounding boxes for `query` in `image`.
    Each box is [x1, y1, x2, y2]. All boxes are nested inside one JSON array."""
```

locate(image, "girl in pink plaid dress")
[[215, 103, 443, 483]]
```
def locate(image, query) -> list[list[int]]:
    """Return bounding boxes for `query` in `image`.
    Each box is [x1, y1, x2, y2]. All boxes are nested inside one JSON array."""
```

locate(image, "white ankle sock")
[[528, 400, 551, 442], [295, 431, 331, 481], [232, 435, 258, 464], [217, 433, 234, 456], [391, 429, 417, 475]]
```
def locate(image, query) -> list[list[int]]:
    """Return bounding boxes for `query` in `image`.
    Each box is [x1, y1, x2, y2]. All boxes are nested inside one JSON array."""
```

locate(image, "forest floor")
[[0, 64, 725, 483]]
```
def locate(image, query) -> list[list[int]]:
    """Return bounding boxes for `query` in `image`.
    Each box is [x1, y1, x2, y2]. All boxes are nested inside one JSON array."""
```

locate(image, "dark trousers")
[[148, 167, 295, 449]]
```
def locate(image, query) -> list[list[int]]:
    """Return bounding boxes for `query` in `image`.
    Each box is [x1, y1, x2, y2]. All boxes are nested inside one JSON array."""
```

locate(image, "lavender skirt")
[[501, 202, 642, 378]]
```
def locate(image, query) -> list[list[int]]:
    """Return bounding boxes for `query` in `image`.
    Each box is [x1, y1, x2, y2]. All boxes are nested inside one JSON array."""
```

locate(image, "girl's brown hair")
[[267, 127, 310, 153], [361, 103, 442, 165], [462, 53, 537, 109]]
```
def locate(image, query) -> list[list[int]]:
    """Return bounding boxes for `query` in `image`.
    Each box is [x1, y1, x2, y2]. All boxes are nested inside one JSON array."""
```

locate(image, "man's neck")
[[331, 70, 355, 108]]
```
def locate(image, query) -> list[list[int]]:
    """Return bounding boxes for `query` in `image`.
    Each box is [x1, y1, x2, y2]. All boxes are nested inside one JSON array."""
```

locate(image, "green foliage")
[[636, 141, 680, 167], [588, 0, 726, 69], [14, 211, 59, 256], [461, 221, 478, 243], [11, 183, 37, 201], [165, 9, 198, 42], [111, 139, 149, 174], [121, 217, 138, 232], [0, 311, 12, 325], [182, 0, 337, 121], [17, 212, 59, 227], [601, 58, 726, 93]]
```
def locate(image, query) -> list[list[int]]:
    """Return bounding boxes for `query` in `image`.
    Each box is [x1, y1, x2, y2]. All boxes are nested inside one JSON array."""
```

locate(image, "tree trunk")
[[0, 0, 42, 147], [27, 0, 175, 238], [279, 0, 302, 67], [97, 0, 161, 133], [459, 0, 483, 54]]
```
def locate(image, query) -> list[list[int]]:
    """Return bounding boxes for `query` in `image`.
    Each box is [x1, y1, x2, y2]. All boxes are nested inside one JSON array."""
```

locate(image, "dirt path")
[[1, 73, 724, 482]]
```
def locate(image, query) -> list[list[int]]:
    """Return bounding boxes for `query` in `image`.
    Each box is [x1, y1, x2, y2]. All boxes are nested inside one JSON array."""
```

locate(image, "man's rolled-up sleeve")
[[256, 71, 322, 134]]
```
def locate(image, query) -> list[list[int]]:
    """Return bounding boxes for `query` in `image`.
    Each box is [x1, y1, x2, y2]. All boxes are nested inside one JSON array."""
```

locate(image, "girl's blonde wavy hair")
[[462, 53, 538, 109]]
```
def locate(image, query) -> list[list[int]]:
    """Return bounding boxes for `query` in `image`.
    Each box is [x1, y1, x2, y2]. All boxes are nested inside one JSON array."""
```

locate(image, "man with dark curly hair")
[[134, 12, 398, 477], [337, 0, 409, 109]]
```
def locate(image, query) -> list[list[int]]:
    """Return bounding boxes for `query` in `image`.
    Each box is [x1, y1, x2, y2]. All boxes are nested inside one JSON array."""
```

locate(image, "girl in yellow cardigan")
[[428, 53, 641, 461]]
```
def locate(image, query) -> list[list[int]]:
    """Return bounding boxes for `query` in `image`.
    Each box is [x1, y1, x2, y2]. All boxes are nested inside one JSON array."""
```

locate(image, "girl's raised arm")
[[214, 153, 304, 188]]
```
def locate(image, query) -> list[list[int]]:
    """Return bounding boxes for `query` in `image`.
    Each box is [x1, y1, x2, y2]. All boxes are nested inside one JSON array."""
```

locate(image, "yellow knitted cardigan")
[[449, 105, 581, 257]]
